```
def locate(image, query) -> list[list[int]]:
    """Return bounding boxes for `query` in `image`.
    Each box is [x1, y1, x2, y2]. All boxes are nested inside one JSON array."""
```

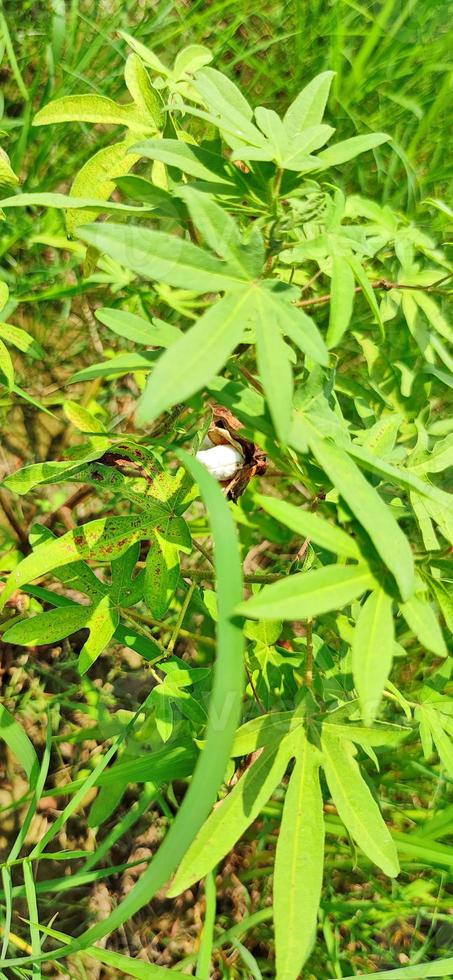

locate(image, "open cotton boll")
[[196, 444, 244, 481]]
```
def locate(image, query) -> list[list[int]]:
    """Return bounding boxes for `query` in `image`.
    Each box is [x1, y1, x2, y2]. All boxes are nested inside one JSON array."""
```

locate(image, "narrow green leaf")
[[322, 732, 399, 877], [283, 71, 335, 137], [78, 596, 119, 674], [352, 587, 394, 725], [254, 292, 293, 441], [422, 707, 453, 779], [179, 185, 263, 277], [317, 132, 390, 167], [274, 729, 324, 980], [95, 308, 179, 347], [136, 288, 249, 423], [347, 255, 384, 335], [265, 290, 329, 366], [0, 704, 39, 784], [237, 564, 375, 621], [326, 254, 355, 347], [0, 338, 14, 388], [341, 956, 453, 979], [308, 434, 415, 601], [400, 594, 447, 657], [256, 494, 361, 559], [124, 53, 163, 128], [132, 137, 232, 184], [33, 94, 146, 130], [66, 139, 141, 236], [78, 222, 245, 292], [0, 321, 42, 356], [23, 860, 41, 977], [30, 450, 245, 957], [3, 605, 91, 647], [168, 737, 294, 896]]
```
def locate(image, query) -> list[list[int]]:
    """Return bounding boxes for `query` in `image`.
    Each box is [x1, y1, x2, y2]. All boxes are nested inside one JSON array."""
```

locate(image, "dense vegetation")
[[0, 3, 451, 978]]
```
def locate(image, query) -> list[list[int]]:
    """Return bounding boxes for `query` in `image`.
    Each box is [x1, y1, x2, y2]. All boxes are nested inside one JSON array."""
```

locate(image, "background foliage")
[[0, 2, 452, 978]]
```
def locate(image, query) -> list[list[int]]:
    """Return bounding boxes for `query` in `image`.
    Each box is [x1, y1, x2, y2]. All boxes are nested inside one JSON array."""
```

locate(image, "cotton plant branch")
[[296, 272, 453, 309]]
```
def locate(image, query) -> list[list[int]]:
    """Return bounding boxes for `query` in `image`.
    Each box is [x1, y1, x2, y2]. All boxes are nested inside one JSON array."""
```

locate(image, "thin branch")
[[0, 491, 30, 552], [296, 272, 453, 309]]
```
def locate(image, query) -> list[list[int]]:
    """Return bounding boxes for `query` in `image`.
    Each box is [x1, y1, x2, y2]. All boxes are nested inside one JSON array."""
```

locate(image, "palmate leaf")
[[274, 729, 324, 980], [321, 731, 399, 877], [0, 513, 164, 611], [351, 587, 395, 725]]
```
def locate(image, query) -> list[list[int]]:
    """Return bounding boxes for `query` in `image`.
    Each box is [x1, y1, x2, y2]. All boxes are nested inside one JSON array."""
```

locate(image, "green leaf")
[[422, 707, 453, 779], [193, 67, 263, 147], [0, 704, 39, 784], [172, 44, 213, 78], [317, 132, 390, 167], [326, 254, 355, 347], [0, 514, 165, 611], [178, 185, 264, 277], [33, 94, 147, 130], [308, 434, 414, 601], [264, 288, 329, 366], [78, 222, 245, 292], [321, 731, 399, 877], [236, 564, 375, 621], [255, 494, 361, 559], [95, 307, 179, 347], [78, 596, 119, 674], [0, 337, 14, 388], [347, 254, 384, 335], [124, 53, 163, 128], [254, 291, 293, 441], [63, 400, 106, 435], [66, 139, 141, 236], [69, 351, 157, 383], [0, 321, 43, 356], [136, 288, 250, 423], [341, 956, 453, 979], [352, 587, 395, 725], [132, 138, 232, 184], [0, 146, 19, 186], [274, 729, 324, 980], [283, 71, 335, 137], [400, 594, 447, 657], [3, 605, 91, 646], [86, 945, 199, 980], [40, 450, 244, 956], [168, 737, 294, 895], [144, 525, 187, 618]]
